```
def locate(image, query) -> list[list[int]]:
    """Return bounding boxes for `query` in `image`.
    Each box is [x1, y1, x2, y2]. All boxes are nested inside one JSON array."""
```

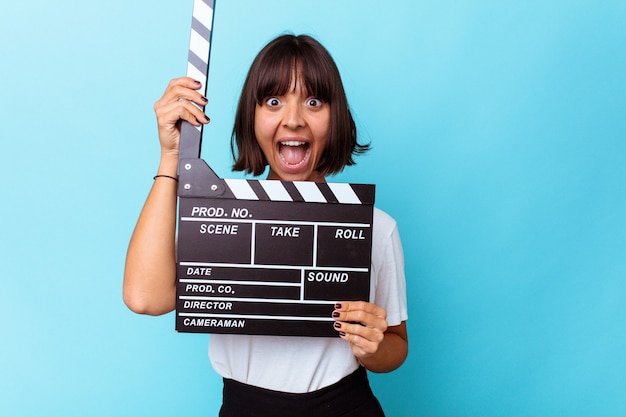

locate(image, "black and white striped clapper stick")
[[179, 0, 215, 160], [174, 0, 377, 337]]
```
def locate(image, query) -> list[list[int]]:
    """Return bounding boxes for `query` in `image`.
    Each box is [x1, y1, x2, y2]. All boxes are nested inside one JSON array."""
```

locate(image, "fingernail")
[[334, 303, 342, 309], [332, 311, 340, 318], [202, 96, 208, 103], [339, 332, 346, 337], [204, 114, 210, 122], [333, 322, 341, 329], [194, 80, 201, 85]]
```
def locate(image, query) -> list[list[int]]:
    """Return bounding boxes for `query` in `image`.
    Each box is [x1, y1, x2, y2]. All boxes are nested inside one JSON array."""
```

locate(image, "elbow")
[[368, 344, 408, 374], [123, 291, 152, 315], [123, 287, 173, 316]]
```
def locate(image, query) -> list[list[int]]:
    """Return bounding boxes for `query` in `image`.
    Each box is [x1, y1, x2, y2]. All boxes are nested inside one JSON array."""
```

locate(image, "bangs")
[[252, 44, 334, 104]]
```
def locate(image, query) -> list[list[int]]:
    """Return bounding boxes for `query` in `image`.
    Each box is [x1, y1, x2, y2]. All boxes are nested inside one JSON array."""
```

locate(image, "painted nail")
[[201, 96, 208, 103], [339, 332, 346, 337], [333, 322, 341, 329], [335, 303, 342, 309], [332, 311, 340, 318]]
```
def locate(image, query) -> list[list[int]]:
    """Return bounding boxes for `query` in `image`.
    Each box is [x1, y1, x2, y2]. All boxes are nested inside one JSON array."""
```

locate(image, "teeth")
[[280, 141, 306, 146]]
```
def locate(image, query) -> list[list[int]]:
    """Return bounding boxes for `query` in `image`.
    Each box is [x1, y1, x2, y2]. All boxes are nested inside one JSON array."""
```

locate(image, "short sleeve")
[[371, 208, 408, 326]]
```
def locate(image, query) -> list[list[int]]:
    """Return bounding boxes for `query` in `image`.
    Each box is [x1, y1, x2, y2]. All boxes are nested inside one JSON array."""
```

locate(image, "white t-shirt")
[[208, 208, 407, 393]]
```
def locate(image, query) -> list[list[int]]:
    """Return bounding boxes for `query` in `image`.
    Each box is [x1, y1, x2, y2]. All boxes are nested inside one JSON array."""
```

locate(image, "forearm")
[[359, 323, 408, 373], [123, 154, 179, 315]]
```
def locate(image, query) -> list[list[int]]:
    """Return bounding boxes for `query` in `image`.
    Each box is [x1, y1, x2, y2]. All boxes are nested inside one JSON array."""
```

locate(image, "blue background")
[[1, 1, 624, 416]]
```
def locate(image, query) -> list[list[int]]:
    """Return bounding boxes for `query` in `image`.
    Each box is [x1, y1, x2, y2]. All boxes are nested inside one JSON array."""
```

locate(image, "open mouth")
[[278, 140, 311, 168]]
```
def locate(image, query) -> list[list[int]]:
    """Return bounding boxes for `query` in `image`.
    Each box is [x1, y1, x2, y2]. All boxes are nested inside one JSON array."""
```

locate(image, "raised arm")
[[123, 77, 210, 315]]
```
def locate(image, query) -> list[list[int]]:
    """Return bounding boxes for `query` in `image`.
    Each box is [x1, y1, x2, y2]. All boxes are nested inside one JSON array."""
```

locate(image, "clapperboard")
[[175, 0, 375, 337]]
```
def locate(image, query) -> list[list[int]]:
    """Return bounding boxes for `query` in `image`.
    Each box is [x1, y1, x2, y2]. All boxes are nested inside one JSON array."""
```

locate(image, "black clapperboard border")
[[174, 0, 375, 337]]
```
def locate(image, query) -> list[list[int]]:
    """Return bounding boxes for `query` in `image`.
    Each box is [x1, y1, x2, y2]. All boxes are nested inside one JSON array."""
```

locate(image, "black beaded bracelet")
[[153, 174, 179, 182]]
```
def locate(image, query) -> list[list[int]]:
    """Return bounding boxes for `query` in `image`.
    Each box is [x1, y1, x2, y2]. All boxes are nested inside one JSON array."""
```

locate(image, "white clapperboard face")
[[175, 159, 375, 337], [173, 0, 374, 337]]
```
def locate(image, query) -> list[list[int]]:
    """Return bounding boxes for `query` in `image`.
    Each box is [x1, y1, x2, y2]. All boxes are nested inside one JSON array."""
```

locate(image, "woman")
[[124, 34, 408, 416]]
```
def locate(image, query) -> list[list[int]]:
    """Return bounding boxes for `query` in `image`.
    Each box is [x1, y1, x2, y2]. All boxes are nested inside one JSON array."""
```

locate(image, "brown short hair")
[[231, 34, 370, 177]]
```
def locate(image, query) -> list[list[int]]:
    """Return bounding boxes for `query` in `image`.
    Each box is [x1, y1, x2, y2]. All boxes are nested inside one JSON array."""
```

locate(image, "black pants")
[[219, 366, 385, 417]]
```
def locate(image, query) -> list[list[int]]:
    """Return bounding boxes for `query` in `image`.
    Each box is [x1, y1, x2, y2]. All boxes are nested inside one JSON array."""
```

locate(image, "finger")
[[334, 301, 386, 317], [163, 86, 208, 107], [334, 311, 387, 334], [344, 321, 385, 342], [178, 99, 211, 124], [166, 76, 203, 92], [333, 301, 386, 323], [158, 78, 207, 107], [337, 328, 382, 356], [157, 99, 210, 127]]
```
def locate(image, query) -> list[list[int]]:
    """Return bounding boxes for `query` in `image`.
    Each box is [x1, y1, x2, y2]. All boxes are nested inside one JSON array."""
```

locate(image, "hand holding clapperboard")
[[173, 0, 375, 337]]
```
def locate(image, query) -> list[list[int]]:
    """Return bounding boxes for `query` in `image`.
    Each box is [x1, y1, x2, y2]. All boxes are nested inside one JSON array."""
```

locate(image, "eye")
[[307, 98, 323, 107], [265, 97, 281, 107]]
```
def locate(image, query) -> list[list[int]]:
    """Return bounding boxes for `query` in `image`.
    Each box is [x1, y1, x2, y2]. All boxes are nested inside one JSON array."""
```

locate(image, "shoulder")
[[373, 207, 398, 238], [371, 207, 402, 259]]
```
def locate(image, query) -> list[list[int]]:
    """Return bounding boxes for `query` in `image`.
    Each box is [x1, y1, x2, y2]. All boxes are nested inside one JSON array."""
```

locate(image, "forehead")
[[254, 55, 332, 101]]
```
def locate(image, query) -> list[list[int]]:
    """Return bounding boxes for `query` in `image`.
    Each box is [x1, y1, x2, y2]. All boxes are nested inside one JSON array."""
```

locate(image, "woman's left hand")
[[332, 301, 388, 359]]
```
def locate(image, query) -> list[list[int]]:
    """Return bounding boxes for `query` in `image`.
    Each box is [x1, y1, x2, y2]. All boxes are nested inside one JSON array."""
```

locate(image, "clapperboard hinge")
[[178, 158, 231, 198]]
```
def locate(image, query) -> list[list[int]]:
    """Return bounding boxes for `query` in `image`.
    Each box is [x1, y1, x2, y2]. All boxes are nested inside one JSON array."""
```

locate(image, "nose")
[[282, 101, 305, 129]]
